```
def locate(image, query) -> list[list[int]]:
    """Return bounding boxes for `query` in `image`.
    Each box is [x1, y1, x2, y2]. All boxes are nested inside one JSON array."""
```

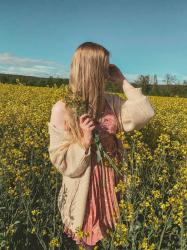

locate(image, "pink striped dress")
[[63, 101, 122, 247]]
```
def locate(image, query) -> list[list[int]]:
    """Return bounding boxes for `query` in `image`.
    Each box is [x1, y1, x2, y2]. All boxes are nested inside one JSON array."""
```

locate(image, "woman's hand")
[[79, 114, 96, 150], [108, 64, 126, 87]]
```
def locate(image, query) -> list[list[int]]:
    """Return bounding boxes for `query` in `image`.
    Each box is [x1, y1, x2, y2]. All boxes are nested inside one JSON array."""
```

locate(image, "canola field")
[[0, 83, 186, 250]]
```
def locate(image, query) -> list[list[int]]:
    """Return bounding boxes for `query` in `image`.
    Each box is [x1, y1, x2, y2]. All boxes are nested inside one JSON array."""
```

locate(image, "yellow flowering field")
[[0, 83, 186, 250]]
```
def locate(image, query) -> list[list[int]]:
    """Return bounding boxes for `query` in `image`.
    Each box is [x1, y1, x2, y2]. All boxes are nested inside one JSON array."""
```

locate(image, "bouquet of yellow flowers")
[[60, 85, 123, 187]]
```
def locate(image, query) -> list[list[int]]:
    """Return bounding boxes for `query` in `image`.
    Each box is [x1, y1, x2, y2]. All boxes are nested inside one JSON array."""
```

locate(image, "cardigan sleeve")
[[115, 80, 155, 132], [47, 122, 91, 178]]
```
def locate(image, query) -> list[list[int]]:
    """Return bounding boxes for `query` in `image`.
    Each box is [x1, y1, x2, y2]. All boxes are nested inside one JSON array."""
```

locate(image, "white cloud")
[[0, 52, 69, 77]]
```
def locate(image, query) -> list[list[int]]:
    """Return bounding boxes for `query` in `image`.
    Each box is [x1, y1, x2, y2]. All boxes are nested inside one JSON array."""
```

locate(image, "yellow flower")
[[31, 209, 41, 216], [123, 143, 130, 149], [151, 190, 161, 199], [145, 201, 150, 207], [31, 227, 36, 234], [119, 199, 126, 209], [160, 203, 167, 210], [6, 224, 16, 236], [93, 246, 99, 250], [79, 246, 86, 250], [138, 237, 156, 250], [49, 237, 60, 248]]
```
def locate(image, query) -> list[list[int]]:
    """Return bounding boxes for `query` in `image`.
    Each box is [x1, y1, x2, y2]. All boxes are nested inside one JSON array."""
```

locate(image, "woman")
[[48, 42, 155, 249]]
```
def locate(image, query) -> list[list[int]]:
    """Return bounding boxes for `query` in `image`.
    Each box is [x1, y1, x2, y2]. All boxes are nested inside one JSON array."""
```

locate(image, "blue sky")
[[0, 0, 187, 83]]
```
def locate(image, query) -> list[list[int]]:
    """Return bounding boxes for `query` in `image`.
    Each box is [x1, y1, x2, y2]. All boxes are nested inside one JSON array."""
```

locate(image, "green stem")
[[93, 133, 107, 189], [93, 131, 123, 193], [157, 208, 172, 250]]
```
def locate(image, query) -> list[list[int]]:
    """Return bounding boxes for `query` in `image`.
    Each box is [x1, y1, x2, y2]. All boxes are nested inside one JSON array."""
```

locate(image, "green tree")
[[135, 74, 150, 94]]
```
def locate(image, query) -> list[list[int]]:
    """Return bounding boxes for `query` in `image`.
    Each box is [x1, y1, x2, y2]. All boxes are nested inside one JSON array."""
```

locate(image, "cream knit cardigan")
[[47, 80, 155, 234]]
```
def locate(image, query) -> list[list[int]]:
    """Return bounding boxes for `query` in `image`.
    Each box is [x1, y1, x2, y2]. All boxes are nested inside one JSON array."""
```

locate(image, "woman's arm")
[[107, 64, 155, 131], [114, 78, 155, 132], [47, 103, 91, 178]]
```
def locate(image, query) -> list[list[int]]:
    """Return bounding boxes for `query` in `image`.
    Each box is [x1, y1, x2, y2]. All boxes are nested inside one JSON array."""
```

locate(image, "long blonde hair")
[[63, 42, 110, 147]]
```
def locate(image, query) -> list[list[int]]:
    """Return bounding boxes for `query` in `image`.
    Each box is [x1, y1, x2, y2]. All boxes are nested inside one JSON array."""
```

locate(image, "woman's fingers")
[[86, 120, 95, 126], [79, 114, 94, 125], [79, 114, 89, 122], [83, 118, 91, 125], [90, 125, 96, 130], [81, 119, 93, 128], [79, 113, 96, 133], [83, 121, 95, 130]]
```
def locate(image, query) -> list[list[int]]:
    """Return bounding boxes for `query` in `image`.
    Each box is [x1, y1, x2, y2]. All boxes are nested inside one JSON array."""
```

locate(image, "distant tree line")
[[0, 73, 69, 87], [0, 73, 186, 97], [132, 74, 187, 97]]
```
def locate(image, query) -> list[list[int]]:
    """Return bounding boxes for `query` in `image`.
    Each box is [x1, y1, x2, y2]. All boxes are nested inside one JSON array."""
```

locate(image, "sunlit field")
[[0, 83, 186, 250]]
